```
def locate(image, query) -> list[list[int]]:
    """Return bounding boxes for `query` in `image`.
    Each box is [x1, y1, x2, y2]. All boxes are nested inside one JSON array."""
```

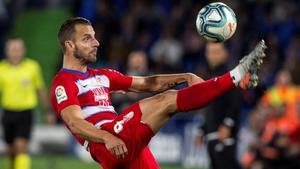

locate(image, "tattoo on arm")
[[167, 82, 180, 88], [140, 74, 187, 92], [82, 135, 92, 141]]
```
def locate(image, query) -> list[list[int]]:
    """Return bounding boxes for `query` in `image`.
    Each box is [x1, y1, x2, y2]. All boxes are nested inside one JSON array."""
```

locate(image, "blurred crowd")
[[73, 0, 300, 108], [241, 70, 300, 169], [1, 0, 300, 168], [74, 1, 300, 168], [72, 0, 300, 82]]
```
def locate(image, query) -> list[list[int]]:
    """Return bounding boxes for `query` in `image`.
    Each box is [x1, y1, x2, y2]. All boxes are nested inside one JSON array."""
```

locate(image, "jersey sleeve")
[[0, 77, 2, 93], [103, 69, 133, 91], [0, 64, 4, 93], [50, 77, 80, 116], [32, 61, 45, 89]]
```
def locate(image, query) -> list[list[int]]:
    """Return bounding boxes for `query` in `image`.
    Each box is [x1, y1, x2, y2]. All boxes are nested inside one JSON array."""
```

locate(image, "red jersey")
[[50, 68, 132, 145]]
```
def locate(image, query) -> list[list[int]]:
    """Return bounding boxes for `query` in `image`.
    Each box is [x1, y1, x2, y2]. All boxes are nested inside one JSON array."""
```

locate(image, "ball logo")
[[55, 85, 68, 104], [196, 2, 237, 42], [113, 111, 134, 134], [229, 22, 233, 33]]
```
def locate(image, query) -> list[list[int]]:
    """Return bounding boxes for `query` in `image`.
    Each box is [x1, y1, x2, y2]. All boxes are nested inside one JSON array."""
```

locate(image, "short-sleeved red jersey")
[[50, 67, 132, 145]]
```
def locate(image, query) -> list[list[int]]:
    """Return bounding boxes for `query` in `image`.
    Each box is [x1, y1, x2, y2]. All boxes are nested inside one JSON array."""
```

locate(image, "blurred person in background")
[[261, 69, 298, 107], [196, 43, 241, 169], [258, 69, 300, 169], [126, 50, 149, 76], [284, 33, 300, 85], [242, 69, 300, 169], [0, 37, 55, 169], [241, 106, 269, 169], [50, 17, 266, 169], [150, 23, 183, 73], [111, 50, 152, 112]]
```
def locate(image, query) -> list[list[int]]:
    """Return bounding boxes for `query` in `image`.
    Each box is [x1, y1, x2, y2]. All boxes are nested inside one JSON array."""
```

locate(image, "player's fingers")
[[109, 147, 116, 156], [120, 144, 128, 159], [118, 145, 126, 160], [114, 146, 122, 159], [117, 145, 126, 159], [122, 144, 128, 155]]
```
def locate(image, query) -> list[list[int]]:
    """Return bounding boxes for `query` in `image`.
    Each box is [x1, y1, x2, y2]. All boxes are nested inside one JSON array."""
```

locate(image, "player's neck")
[[63, 54, 87, 73], [7, 57, 24, 66]]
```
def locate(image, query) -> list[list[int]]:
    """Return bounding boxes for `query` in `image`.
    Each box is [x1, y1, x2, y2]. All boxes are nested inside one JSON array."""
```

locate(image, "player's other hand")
[[194, 134, 205, 146], [110, 90, 127, 94], [46, 112, 57, 125], [186, 73, 204, 86], [218, 125, 231, 142], [103, 133, 128, 159]]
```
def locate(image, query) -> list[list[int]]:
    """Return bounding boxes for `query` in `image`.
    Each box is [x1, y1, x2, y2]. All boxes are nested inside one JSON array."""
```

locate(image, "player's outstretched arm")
[[129, 73, 204, 93], [37, 88, 56, 124], [60, 105, 128, 159]]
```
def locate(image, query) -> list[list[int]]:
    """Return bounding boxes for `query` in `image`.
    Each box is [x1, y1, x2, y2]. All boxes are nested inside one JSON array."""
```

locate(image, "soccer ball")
[[196, 2, 237, 42]]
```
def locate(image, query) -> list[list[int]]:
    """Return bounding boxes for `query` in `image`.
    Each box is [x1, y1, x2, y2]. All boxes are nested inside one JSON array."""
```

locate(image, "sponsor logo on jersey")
[[55, 86, 67, 104], [91, 87, 110, 106]]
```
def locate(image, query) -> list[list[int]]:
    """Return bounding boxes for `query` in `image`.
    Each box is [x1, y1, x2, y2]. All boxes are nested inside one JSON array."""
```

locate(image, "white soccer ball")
[[196, 2, 237, 42]]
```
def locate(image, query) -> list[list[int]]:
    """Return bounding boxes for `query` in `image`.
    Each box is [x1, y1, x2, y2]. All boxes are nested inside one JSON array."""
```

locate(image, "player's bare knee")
[[14, 138, 28, 154]]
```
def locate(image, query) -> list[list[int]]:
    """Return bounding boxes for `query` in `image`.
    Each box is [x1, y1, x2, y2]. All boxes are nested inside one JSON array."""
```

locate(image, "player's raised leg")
[[140, 40, 267, 133]]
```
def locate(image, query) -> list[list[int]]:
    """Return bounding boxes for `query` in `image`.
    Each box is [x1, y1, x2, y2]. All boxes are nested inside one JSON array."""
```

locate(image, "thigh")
[[90, 103, 155, 169], [139, 90, 178, 133]]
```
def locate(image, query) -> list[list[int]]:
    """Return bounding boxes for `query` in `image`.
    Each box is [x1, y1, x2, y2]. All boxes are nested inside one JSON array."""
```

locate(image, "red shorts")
[[89, 102, 160, 169]]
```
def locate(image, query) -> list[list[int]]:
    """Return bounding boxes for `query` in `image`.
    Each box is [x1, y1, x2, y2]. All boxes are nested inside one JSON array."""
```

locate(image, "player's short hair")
[[58, 17, 91, 52]]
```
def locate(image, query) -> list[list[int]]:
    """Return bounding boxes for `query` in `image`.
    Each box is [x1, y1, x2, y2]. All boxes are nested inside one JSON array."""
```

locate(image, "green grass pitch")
[[0, 155, 202, 169]]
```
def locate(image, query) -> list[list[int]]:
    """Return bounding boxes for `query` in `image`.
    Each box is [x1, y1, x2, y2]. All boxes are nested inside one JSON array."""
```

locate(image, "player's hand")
[[218, 125, 231, 142], [46, 112, 56, 125], [194, 134, 205, 146], [110, 90, 127, 94], [103, 133, 128, 160], [186, 73, 204, 86]]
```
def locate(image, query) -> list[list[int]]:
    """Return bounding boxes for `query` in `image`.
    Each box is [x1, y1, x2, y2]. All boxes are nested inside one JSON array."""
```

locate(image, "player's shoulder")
[[51, 71, 74, 86], [24, 58, 37, 63], [53, 70, 72, 79], [92, 67, 110, 72], [23, 58, 40, 67], [93, 67, 121, 75], [0, 58, 12, 65], [0, 59, 7, 68], [0, 59, 14, 71]]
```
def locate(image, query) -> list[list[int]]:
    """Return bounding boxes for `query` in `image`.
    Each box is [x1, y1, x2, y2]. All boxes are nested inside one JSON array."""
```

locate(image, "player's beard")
[[74, 46, 97, 66]]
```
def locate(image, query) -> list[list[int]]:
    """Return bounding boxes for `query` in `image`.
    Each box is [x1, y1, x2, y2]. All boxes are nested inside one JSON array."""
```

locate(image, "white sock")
[[229, 65, 245, 85]]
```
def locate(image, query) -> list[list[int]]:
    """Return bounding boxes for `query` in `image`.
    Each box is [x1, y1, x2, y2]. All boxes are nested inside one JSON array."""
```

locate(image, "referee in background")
[[197, 43, 242, 169], [0, 37, 55, 169]]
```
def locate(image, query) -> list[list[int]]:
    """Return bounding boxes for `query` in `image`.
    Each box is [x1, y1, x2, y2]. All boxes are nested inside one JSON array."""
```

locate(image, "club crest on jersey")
[[55, 86, 67, 104]]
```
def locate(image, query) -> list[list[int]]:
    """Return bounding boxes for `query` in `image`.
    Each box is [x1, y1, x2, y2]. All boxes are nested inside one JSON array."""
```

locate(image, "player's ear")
[[65, 40, 74, 50]]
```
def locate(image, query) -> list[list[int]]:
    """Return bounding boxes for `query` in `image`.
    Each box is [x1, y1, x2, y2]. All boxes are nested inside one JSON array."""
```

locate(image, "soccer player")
[[50, 17, 266, 169], [0, 38, 54, 169]]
